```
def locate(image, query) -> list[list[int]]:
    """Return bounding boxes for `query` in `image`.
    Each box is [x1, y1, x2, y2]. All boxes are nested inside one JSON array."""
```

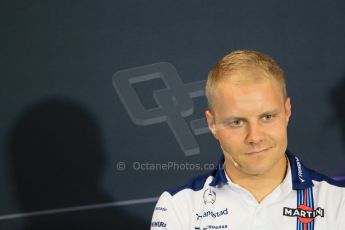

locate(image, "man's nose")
[[245, 123, 264, 144]]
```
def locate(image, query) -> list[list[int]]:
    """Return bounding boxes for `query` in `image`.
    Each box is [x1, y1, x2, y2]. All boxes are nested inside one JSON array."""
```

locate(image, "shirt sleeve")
[[341, 197, 345, 229], [150, 191, 186, 230]]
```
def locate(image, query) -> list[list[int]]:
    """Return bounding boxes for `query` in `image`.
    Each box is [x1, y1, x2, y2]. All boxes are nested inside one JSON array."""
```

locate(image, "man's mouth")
[[246, 147, 271, 155]]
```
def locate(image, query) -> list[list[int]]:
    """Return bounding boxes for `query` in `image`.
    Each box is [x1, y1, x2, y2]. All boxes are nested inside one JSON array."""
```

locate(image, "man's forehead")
[[214, 69, 284, 100], [212, 75, 285, 114], [222, 68, 271, 85]]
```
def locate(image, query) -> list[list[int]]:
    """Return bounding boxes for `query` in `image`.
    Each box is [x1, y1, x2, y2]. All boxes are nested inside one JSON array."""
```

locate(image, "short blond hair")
[[206, 50, 287, 110]]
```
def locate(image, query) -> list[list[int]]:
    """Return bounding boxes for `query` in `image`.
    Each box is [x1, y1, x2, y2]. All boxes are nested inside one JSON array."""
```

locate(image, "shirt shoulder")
[[151, 173, 215, 230], [309, 169, 345, 188], [167, 172, 214, 196]]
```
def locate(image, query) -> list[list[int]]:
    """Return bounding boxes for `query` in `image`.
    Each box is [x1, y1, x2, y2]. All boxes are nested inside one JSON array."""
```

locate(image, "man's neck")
[[225, 156, 288, 203]]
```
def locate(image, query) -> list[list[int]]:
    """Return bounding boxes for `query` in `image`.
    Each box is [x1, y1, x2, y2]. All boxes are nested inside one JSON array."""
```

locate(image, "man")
[[151, 50, 345, 230]]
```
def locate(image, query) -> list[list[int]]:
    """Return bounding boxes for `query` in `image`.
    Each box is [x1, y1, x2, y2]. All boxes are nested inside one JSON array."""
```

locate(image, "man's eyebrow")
[[221, 116, 247, 122], [220, 109, 282, 121], [259, 109, 281, 116]]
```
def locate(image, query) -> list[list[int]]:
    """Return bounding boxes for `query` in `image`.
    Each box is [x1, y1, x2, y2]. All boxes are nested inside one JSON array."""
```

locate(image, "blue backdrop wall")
[[1, 0, 345, 229]]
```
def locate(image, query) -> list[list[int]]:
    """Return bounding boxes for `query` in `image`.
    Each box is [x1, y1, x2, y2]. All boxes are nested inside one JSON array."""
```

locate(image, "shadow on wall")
[[6, 98, 148, 230], [330, 75, 345, 183]]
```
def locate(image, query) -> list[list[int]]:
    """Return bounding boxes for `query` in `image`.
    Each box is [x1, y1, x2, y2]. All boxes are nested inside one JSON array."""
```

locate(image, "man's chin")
[[239, 165, 271, 177]]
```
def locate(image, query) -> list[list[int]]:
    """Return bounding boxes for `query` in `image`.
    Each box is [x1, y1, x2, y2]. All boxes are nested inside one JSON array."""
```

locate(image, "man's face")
[[205, 71, 291, 177]]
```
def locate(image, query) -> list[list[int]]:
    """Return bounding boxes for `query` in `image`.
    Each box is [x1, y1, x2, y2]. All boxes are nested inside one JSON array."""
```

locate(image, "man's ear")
[[285, 97, 292, 124], [205, 110, 218, 139]]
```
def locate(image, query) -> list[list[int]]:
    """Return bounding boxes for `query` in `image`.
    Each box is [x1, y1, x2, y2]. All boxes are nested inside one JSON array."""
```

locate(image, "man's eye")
[[228, 120, 243, 127], [263, 114, 273, 121]]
